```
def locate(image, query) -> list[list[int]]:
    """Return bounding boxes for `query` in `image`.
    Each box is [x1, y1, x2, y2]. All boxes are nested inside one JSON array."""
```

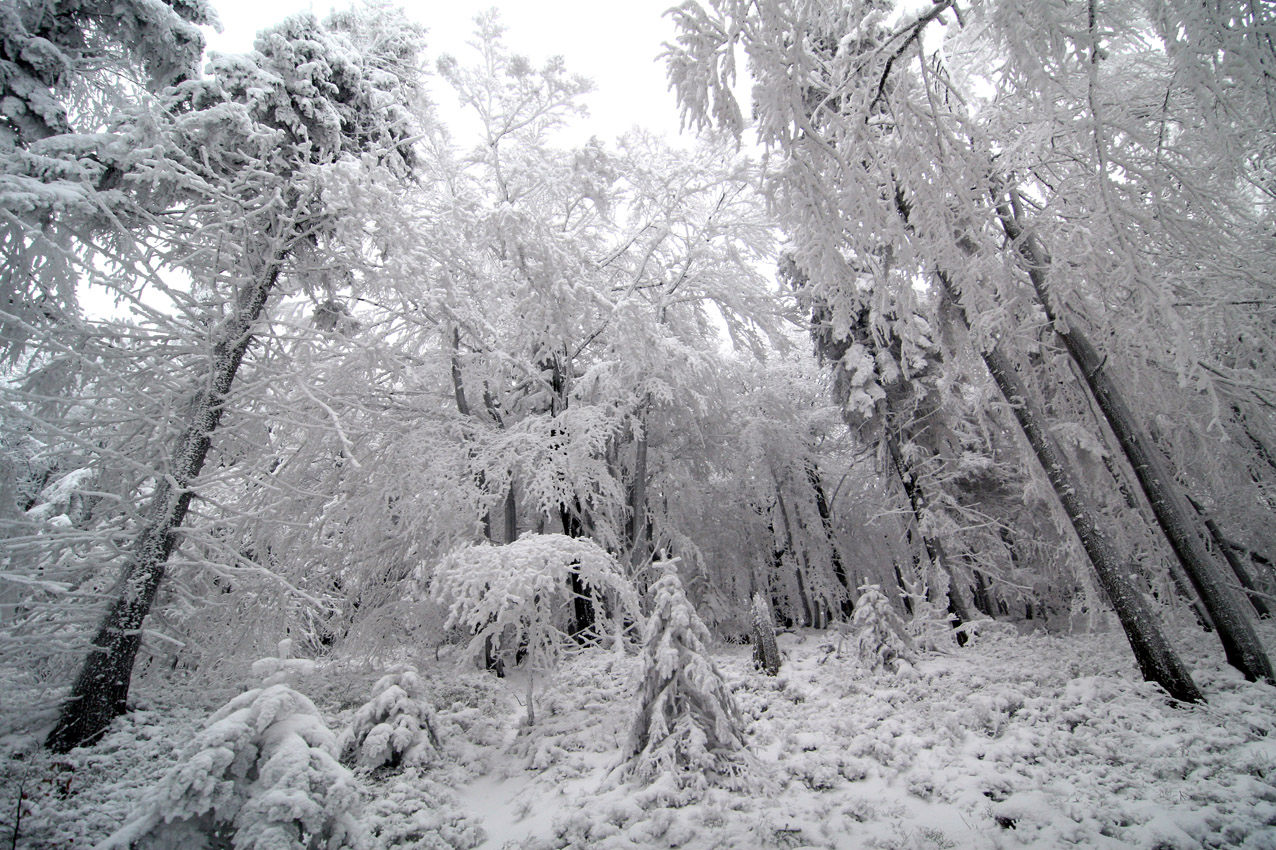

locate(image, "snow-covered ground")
[[5, 622, 1276, 849]]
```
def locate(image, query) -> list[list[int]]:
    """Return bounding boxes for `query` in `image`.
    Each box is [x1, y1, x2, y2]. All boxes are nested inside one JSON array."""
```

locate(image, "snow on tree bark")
[[997, 202, 1274, 685], [950, 292, 1203, 702], [46, 8, 425, 751], [47, 258, 284, 753], [750, 592, 781, 676]]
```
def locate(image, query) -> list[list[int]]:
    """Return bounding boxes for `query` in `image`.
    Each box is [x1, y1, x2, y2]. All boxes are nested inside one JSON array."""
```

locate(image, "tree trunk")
[[1187, 497, 1272, 620], [629, 409, 650, 571], [952, 295, 1202, 701], [47, 259, 284, 752], [806, 462, 853, 617], [883, 431, 974, 629], [751, 593, 781, 675], [774, 485, 814, 626], [502, 485, 517, 544], [997, 199, 1274, 684]]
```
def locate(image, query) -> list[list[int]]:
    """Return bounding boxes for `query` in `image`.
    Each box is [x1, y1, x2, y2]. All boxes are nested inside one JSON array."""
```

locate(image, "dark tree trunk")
[[997, 199, 1274, 684], [1187, 497, 1272, 620], [952, 293, 1202, 702], [806, 463, 853, 617], [630, 410, 650, 571], [47, 260, 284, 752], [502, 486, 517, 544], [568, 568, 597, 644], [774, 486, 814, 626]]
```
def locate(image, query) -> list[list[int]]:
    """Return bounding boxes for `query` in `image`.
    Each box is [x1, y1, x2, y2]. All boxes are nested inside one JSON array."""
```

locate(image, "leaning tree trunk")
[[47, 259, 284, 752], [943, 288, 1203, 702], [997, 199, 1274, 684]]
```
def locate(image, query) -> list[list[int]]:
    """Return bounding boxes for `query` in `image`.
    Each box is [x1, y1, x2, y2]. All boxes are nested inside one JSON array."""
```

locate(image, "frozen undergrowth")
[[3, 623, 1275, 849]]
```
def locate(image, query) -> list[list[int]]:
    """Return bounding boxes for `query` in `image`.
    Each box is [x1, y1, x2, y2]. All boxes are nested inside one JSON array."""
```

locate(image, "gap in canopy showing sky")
[[202, 1, 697, 145]]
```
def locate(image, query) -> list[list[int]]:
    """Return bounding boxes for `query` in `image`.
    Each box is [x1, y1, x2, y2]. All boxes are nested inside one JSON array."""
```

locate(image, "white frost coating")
[[338, 666, 440, 771], [620, 567, 752, 790], [252, 639, 318, 687], [97, 684, 367, 850], [429, 533, 640, 670]]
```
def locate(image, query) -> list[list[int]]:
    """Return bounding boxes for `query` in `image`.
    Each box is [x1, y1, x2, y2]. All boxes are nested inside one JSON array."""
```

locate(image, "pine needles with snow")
[[620, 568, 752, 790]]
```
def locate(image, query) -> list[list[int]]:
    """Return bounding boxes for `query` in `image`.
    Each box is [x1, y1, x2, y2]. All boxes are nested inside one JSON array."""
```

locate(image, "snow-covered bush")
[[338, 666, 440, 771], [429, 533, 640, 724], [99, 685, 366, 850], [853, 584, 917, 674], [902, 577, 958, 653], [251, 638, 317, 686], [620, 567, 751, 790], [361, 777, 484, 850]]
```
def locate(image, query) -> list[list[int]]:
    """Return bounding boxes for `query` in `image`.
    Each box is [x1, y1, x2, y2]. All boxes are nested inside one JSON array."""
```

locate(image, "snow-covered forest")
[[2, 0, 1274, 847]]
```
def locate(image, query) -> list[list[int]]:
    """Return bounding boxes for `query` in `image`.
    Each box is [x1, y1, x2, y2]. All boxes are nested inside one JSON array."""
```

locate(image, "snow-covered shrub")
[[338, 665, 440, 771], [620, 567, 751, 790], [429, 533, 640, 724], [750, 593, 781, 676], [902, 577, 958, 653], [853, 584, 916, 674], [251, 638, 317, 686], [99, 684, 366, 850], [361, 777, 484, 850]]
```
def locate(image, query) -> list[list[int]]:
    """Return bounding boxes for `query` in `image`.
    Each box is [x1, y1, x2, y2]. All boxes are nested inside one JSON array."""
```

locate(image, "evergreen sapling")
[[99, 685, 366, 850], [338, 666, 441, 771], [621, 567, 751, 790], [853, 584, 917, 674]]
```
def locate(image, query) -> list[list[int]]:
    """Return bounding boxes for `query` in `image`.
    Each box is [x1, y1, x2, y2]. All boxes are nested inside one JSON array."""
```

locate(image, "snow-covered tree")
[[851, 585, 915, 675], [338, 666, 440, 771], [431, 533, 639, 724], [621, 567, 750, 789], [99, 684, 366, 850], [664, 0, 1246, 695], [43, 7, 427, 752]]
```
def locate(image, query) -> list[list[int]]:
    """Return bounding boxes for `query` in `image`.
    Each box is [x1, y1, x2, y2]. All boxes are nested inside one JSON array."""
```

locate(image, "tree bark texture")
[[942, 277, 1203, 702], [997, 202, 1274, 684], [47, 260, 284, 752]]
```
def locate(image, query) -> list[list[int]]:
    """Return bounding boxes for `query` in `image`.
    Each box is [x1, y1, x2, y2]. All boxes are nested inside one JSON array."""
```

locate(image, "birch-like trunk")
[[47, 259, 284, 752], [997, 201, 1274, 684]]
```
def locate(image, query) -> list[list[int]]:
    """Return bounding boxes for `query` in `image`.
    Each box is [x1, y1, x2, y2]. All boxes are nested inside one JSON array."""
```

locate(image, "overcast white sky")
[[203, 1, 693, 143]]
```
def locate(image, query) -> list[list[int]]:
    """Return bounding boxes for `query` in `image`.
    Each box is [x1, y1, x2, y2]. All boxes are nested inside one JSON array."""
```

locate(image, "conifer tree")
[[622, 567, 750, 789], [99, 685, 366, 850]]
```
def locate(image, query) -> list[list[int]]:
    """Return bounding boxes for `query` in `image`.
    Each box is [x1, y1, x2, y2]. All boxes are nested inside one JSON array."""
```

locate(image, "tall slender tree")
[[45, 9, 424, 751]]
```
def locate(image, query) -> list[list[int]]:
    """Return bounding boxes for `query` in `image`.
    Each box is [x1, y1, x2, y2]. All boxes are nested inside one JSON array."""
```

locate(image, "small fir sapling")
[[98, 685, 366, 850], [620, 566, 751, 790], [338, 666, 441, 771], [750, 593, 781, 676], [853, 584, 917, 674]]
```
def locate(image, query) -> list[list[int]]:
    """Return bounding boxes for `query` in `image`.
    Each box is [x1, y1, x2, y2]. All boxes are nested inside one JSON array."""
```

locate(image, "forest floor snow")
[[4, 622, 1276, 849]]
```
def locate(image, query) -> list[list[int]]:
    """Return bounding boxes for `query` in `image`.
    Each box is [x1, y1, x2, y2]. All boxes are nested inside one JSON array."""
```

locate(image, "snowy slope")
[[5, 623, 1275, 849]]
